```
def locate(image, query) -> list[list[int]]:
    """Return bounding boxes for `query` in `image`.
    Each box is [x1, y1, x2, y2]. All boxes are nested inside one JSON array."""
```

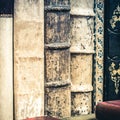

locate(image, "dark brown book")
[[96, 100, 120, 120], [44, 0, 71, 118]]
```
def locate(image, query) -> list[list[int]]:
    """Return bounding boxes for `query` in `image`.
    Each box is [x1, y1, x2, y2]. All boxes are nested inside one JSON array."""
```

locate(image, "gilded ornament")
[[109, 62, 120, 94], [110, 5, 120, 29]]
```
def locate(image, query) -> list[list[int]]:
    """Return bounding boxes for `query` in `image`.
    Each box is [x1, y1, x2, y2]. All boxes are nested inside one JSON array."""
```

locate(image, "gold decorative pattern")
[[93, 0, 104, 108], [109, 62, 120, 94], [110, 5, 120, 29]]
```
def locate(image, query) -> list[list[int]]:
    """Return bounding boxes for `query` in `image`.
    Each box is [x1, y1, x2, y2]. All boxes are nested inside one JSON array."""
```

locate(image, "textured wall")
[[14, 0, 44, 119], [44, 0, 71, 118], [0, 15, 13, 120], [70, 0, 94, 116]]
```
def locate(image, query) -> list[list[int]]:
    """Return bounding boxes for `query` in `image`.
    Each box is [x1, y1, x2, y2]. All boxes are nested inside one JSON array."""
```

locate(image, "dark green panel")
[[104, 0, 120, 100], [0, 0, 14, 14]]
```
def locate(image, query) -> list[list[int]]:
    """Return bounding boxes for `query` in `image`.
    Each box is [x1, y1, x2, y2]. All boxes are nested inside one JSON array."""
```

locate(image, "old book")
[[70, 0, 95, 116], [44, 0, 71, 118], [0, 15, 13, 120], [14, 0, 44, 119], [0, 1, 13, 119], [96, 100, 120, 120]]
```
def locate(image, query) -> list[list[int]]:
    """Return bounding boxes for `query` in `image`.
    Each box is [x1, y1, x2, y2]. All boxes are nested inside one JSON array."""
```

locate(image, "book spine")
[[70, 0, 95, 116], [93, 0, 104, 108], [14, 0, 44, 119], [0, 14, 13, 120], [44, 0, 71, 118]]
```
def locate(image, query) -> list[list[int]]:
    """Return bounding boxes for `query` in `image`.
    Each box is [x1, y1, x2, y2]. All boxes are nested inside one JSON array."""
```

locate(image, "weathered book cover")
[[44, 0, 71, 118], [14, 0, 44, 119], [0, 1, 13, 120], [0, 15, 13, 120], [70, 0, 94, 116]]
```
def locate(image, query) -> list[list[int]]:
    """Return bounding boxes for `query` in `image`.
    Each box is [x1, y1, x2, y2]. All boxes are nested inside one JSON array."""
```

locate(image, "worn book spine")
[[0, 1, 13, 119], [14, 0, 44, 119], [70, 0, 95, 116], [0, 14, 13, 120], [44, 0, 71, 118]]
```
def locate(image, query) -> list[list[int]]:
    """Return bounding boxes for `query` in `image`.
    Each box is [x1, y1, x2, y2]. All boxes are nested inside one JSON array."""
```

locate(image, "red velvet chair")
[[95, 100, 120, 120], [23, 116, 60, 120]]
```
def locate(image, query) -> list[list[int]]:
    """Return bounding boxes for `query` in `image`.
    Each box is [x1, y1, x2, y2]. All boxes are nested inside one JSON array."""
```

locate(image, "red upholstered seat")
[[23, 116, 60, 120], [95, 100, 120, 120]]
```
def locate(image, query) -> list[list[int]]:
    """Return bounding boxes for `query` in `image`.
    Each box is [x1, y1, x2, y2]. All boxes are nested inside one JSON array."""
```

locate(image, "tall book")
[[0, 15, 13, 120], [44, 0, 71, 118], [0, 1, 13, 119], [14, 0, 44, 119], [70, 0, 95, 116]]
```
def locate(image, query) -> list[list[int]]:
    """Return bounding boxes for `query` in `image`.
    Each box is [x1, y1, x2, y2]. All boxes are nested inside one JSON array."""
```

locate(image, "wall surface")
[[14, 0, 44, 119]]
